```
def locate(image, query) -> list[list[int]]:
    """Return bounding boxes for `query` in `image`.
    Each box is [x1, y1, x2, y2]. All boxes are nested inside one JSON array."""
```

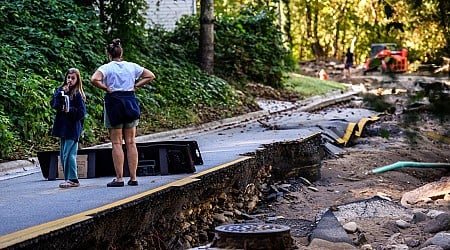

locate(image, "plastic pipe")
[[372, 161, 450, 174]]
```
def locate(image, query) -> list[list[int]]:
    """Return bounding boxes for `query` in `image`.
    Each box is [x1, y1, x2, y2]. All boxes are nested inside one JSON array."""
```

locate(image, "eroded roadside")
[[244, 75, 450, 250]]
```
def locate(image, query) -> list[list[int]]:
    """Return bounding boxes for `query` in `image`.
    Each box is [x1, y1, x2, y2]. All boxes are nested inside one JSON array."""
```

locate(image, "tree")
[[200, 0, 215, 74], [406, 0, 450, 57], [93, 0, 148, 50], [332, 0, 349, 58]]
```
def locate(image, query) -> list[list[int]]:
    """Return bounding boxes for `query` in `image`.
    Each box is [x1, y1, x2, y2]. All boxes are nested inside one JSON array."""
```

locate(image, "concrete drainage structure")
[[5, 133, 325, 250]]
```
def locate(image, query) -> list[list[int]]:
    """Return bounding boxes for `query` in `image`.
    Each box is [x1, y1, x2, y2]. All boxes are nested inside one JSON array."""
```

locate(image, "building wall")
[[145, 0, 196, 30]]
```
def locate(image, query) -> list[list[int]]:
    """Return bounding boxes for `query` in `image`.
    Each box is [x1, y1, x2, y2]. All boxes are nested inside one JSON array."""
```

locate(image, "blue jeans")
[[60, 139, 78, 181]]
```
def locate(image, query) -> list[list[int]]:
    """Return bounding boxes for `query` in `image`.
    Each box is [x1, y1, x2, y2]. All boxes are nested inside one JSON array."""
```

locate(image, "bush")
[[0, 0, 106, 159], [172, 4, 295, 89], [0, 111, 18, 158], [0, 0, 105, 78]]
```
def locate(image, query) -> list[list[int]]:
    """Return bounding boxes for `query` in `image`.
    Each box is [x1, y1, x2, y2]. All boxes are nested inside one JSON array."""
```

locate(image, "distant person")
[[50, 68, 87, 188], [91, 38, 155, 187], [344, 48, 354, 79]]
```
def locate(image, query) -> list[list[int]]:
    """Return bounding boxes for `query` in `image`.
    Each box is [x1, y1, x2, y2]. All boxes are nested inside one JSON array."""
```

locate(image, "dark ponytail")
[[107, 38, 122, 59]]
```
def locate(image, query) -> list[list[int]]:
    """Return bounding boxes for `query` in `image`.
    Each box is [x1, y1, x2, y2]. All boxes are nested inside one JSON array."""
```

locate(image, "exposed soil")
[[265, 117, 450, 249], [245, 70, 450, 249]]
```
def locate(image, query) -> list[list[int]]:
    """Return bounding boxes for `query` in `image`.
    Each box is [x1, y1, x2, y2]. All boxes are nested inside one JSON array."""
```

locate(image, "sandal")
[[107, 179, 124, 187], [128, 180, 138, 186], [59, 181, 80, 188]]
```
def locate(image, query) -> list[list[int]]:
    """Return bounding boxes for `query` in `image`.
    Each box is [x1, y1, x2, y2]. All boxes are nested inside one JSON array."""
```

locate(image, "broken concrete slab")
[[401, 176, 450, 207]]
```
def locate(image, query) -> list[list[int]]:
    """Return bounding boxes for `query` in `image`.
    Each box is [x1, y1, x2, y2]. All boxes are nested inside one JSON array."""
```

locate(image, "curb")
[[0, 158, 39, 172], [0, 158, 40, 180]]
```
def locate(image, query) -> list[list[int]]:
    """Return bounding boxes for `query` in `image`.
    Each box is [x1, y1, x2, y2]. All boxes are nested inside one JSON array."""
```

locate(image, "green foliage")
[[0, 0, 106, 159], [95, 0, 148, 51], [139, 106, 199, 133], [0, 71, 56, 158], [0, 0, 252, 160], [286, 0, 448, 65], [173, 5, 295, 89], [404, 0, 450, 59], [0, 110, 18, 157], [168, 16, 201, 65], [380, 129, 390, 139], [0, 0, 105, 78], [214, 5, 294, 88]]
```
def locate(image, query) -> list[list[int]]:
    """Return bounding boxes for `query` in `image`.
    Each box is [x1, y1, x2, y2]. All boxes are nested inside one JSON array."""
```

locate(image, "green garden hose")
[[372, 161, 450, 173]]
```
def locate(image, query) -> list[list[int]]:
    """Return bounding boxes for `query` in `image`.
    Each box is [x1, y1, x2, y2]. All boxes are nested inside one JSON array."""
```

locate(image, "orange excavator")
[[363, 43, 408, 74]]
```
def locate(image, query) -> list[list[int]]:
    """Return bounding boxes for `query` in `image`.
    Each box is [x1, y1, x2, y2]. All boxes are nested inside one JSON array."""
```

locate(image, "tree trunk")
[[438, 0, 450, 61], [200, 0, 215, 74], [333, 0, 348, 58], [305, 0, 325, 60], [305, 1, 312, 40], [94, 0, 106, 33], [282, 0, 293, 49], [311, 0, 325, 60]]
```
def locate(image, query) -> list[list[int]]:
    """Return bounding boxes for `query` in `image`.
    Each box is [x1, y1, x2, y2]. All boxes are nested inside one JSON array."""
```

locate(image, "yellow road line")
[[0, 215, 90, 248], [355, 116, 380, 137], [336, 122, 357, 146], [337, 115, 381, 146]]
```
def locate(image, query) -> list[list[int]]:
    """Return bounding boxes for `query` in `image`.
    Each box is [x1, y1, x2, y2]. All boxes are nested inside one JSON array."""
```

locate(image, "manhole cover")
[[215, 223, 290, 234], [212, 223, 292, 250]]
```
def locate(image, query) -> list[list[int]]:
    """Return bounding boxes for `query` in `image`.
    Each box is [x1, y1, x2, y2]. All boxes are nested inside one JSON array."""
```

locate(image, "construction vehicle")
[[363, 43, 408, 74]]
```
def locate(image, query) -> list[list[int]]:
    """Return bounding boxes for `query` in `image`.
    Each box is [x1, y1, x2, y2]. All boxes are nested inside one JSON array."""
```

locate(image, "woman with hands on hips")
[[91, 38, 155, 187]]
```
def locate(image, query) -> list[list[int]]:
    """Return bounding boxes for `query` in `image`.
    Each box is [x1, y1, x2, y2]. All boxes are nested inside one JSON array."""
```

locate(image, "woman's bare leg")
[[110, 128, 124, 182], [123, 126, 138, 181]]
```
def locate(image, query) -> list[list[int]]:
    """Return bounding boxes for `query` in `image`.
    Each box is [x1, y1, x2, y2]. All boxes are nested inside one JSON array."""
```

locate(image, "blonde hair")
[[64, 68, 86, 101]]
